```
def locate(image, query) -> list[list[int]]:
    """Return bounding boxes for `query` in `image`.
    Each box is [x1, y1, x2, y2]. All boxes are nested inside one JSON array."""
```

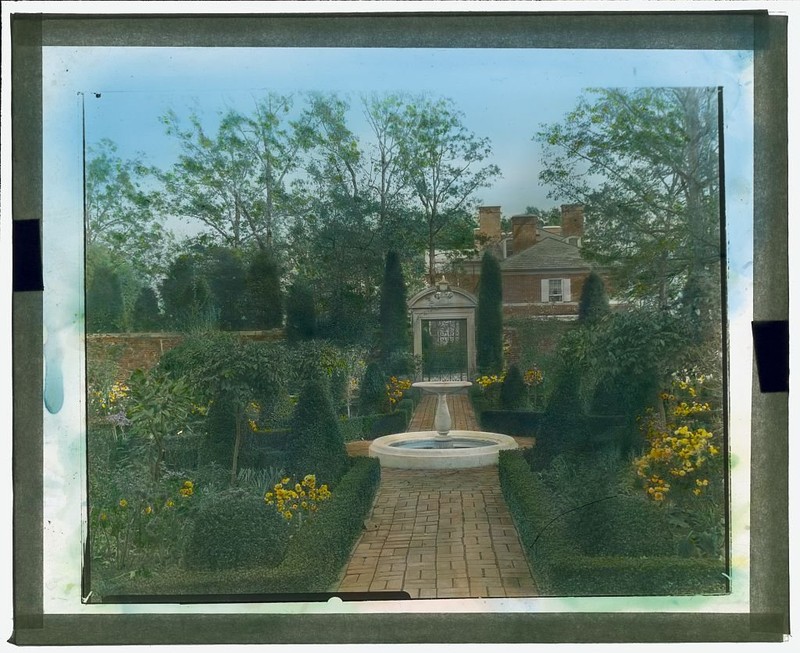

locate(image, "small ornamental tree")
[[500, 364, 528, 410], [86, 263, 125, 333], [476, 251, 504, 375], [379, 251, 410, 362], [131, 286, 162, 332], [288, 378, 348, 485], [286, 280, 317, 342], [244, 249, 283, 330], [578, 271, 610, 324]]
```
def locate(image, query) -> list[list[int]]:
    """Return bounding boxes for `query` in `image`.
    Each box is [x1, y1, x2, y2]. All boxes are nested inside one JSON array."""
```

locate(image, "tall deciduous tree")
[[160, 94, 307, 251], [86, 139, 173, 286], [397, 96, 502, 284], [536, 88, 720, 314], [476, 251, 504, 375]]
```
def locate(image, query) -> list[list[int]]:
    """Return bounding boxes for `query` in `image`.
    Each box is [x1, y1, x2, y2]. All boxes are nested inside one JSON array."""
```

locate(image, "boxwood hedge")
[[498, 450, 728, 596]]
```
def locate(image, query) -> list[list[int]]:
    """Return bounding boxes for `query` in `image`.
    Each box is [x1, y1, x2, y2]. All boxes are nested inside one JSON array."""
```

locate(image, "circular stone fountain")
[[368, 381, 518, 469]]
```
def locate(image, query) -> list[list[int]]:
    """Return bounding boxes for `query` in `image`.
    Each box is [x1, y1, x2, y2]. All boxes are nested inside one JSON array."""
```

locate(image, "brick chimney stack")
[[561, 204, 584, 239], [511, 215, 539, 254], [478, 206, 502, 242]]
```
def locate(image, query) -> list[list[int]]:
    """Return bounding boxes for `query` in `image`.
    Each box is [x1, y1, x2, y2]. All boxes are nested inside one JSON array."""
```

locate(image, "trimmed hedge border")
[[480, 410, 544, 436], [339, 410, 410, 442], [498, 450, 728, 596], [97, 456, 381, 597]]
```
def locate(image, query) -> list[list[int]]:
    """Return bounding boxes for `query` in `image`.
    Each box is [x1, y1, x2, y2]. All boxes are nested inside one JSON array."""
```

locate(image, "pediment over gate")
[[408, 277, 478, 311]]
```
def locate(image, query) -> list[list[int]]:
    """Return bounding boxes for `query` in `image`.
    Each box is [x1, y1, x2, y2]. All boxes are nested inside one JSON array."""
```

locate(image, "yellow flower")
[[119, 499, 128, 508], [183, 480, 194, 489], [165, 499, 175, 508], [99, 512, 108, 521], [144, 505, 153, 515]]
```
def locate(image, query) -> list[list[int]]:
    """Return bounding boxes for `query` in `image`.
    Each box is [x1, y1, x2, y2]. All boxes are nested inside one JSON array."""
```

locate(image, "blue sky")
[[44, 46, 753, 217]]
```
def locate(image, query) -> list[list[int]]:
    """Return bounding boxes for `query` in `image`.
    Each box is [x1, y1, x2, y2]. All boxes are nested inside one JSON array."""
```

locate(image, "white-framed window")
[[541, 278, 572, 303]]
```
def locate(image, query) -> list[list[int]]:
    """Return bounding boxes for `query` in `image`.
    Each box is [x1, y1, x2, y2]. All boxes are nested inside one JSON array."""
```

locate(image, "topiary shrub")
[[87, 263, 125, 333], [500, 364, 528, 410], [244, 249, 283, 330], [286, 280, 317, 342], [287, 378, 348, 485], [359, 361, 386, 415], [476, 251, 504, 375], [578, 271, 610, 324], [182, 488, 290, 571], [379, 251, 410, 363], [131, 285, 162, 332]]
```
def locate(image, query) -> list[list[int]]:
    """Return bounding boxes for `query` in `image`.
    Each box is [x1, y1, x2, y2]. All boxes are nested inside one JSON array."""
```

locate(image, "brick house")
[[451, 204, 604, 318]]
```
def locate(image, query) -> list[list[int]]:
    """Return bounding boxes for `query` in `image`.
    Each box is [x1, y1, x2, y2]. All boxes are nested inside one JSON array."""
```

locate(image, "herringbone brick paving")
[[338, 393, 537, 599]]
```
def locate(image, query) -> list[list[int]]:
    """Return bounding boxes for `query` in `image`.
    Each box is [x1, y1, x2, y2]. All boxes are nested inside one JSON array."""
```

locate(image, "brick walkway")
[[337, 393, 538, 599]]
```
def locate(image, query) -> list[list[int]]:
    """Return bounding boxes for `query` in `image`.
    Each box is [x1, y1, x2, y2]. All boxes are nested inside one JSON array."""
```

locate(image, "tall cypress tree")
[[286, 280, 317, 342], [131, 286, 162, 332], [476, 251, 503, 375], [160, 254, 213, 331], [379, 251, 409, 359], [244, 250, 283, 330], [86, 263, 125, 333], [207, 247, 247, 331], [578, 271, 610, 324]]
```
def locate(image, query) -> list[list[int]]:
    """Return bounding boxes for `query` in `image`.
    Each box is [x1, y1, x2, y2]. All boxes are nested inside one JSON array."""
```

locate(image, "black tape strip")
[[101, 591, 410, 604], [12, 219, 44, 292], [752, 321, 789, 393]]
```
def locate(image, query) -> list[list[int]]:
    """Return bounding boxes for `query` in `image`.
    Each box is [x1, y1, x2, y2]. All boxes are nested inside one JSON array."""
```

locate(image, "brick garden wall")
[[87, 330, 285, 380]]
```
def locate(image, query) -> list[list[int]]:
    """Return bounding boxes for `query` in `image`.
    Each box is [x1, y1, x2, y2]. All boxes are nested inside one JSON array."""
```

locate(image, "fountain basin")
[[368, 430, 518, 469]]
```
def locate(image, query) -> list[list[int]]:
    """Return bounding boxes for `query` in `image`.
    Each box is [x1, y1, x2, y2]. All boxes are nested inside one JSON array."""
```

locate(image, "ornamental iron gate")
[[421, 318, 468, 381]]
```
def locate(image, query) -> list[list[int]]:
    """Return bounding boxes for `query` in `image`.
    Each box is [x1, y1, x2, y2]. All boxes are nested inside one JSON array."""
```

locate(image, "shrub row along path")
[[339, 393, 538, 599]]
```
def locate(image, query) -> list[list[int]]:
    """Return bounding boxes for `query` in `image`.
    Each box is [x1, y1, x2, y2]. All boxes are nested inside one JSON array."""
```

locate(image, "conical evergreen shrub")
[[244, 250, 283, 330], [500, 364, 528, 410], [86, 264, 125, 333], [131, 286, 161, 332], [578, 271, 610, 324], [288, 378, 348, 485], [160, 254, 214, 331], [379, 251, 410, 363], [359, 361, 386, 416], [286, 281, 317, 342], [476, 251, 503, 374]]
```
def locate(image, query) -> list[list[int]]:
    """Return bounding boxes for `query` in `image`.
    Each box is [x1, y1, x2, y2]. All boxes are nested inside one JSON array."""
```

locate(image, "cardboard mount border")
[[9, 9, 789, 645]]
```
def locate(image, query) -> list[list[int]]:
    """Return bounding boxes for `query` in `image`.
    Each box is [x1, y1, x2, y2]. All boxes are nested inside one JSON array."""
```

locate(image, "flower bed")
[[94, 456, 381, 598]]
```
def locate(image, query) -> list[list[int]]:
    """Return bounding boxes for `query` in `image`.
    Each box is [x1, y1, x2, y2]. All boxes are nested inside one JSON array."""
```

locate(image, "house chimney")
[[561, 204, 584, 240], [478, 206, 502, 242], [511, 215, 539, 254]]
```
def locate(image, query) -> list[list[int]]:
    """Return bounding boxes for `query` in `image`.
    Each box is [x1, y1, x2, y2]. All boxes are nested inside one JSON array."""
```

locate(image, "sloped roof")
[[500, 232, 591, 272]]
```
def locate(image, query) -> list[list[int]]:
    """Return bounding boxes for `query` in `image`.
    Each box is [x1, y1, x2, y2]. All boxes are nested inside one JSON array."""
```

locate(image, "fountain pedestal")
[[413, 381, 469, 447]]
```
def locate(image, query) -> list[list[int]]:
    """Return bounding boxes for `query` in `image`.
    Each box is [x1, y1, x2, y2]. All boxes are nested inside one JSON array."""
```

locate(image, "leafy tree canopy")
[[536, 88, 721, 313]]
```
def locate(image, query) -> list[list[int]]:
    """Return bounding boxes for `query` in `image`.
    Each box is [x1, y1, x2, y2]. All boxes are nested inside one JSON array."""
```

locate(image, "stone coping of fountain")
[[412, 381, 472, 392], [368, 430, 518, 470]]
